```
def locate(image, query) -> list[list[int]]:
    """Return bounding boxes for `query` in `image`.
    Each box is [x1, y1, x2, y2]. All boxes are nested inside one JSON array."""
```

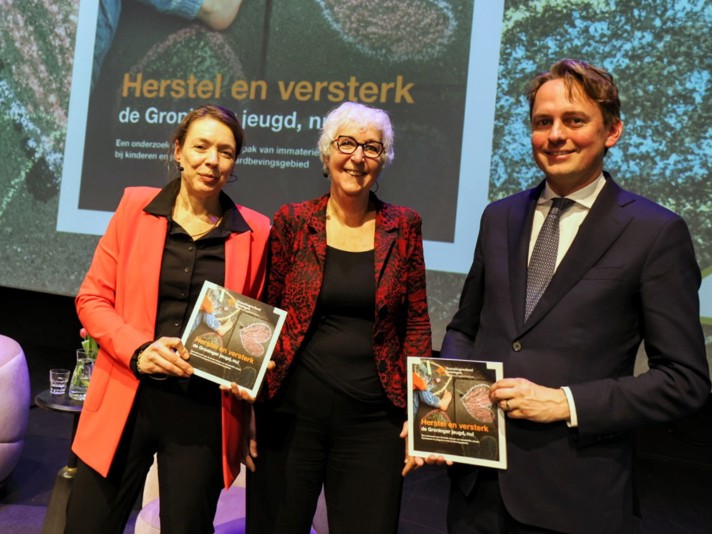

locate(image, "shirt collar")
[[539, 173, 606, 209], [143, 179, 251, 233]]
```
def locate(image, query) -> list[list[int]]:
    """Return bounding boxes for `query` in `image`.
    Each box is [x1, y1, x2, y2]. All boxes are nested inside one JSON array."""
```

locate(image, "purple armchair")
[[0, 335, 30, 485]]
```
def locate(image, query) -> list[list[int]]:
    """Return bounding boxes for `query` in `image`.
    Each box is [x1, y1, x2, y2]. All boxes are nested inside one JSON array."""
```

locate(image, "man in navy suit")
[[440, 59, 710, 533]]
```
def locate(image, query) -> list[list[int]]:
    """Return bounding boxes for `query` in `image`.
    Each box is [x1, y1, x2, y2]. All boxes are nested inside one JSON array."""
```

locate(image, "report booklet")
[[181, 281, 287, 397], [407, 357, 506, 469]]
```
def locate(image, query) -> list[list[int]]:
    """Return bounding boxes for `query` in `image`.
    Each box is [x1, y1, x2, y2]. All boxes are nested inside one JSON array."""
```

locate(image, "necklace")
[[191, 216, 223, 240]]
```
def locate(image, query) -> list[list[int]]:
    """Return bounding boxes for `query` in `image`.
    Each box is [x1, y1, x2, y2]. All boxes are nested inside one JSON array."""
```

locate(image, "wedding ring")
[[504, 400, 511, 411]]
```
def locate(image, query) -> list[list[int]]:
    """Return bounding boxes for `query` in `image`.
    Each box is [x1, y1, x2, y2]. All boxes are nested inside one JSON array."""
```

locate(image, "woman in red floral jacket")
[[247, 102, 432, 534]]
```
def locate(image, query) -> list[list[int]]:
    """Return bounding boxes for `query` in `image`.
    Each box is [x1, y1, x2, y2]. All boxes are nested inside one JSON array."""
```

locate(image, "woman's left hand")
[[218, 362, 276, 401], [219, 382, 257, 402], [400, 422, 422, 476], [399, 422, 453, 475]]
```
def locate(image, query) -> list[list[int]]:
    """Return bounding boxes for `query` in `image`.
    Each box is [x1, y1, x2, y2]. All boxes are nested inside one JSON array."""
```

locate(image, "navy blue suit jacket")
[[442, 174, 710, 533]]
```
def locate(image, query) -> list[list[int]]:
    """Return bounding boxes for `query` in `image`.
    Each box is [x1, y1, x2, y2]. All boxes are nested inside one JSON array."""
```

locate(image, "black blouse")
[[136, 179, 248, 404], [299, 246, 385, 404]]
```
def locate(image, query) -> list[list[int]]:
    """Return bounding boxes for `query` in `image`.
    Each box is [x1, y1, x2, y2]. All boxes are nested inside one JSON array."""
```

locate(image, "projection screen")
[[1, 0, 710, 355]]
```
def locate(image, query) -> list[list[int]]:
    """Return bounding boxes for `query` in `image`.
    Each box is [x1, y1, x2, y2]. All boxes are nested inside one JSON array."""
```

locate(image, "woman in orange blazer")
[[66, 105, 270, 534]]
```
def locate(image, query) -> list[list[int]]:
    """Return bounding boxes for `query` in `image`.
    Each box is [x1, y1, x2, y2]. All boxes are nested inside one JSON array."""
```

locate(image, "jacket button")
[[512, 341, 522, 352]]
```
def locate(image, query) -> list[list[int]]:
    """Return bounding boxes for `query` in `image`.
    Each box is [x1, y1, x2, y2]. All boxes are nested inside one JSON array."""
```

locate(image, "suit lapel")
[[375, 203, 397, 286], [138, 211, 168, 329], [307, 198, 328, 271], [225, 230, 251, 292], [283, 198, 327, 335], [509, 185, 543, 330], [520, 176, 635, 331]]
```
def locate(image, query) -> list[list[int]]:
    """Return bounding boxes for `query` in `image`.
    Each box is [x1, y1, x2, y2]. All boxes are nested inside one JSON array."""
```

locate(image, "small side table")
[[35, 389, 83, 534]]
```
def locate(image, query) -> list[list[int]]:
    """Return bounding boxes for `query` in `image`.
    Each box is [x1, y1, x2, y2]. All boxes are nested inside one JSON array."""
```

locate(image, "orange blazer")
[[72, 186, 270, 488]]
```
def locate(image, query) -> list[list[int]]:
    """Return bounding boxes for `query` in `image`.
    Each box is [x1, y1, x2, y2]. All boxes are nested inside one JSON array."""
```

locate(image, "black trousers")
[[447, 469, 565, 534], [247, 364, 406, 534], [64, 379, 224, 534]]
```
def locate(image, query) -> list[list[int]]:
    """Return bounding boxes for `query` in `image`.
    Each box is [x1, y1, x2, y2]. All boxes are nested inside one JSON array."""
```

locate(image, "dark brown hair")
[[171, 104, 245, 155], [528, 59, 621, 127]]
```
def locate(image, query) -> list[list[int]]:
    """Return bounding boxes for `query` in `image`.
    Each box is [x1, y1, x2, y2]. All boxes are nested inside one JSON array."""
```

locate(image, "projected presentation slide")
[[59, 0, 504, 274]]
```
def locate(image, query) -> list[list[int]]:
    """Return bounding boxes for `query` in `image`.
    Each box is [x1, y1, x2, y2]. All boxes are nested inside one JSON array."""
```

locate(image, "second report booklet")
[[407, 357, 506, 469], [181, 281, 287, 397]]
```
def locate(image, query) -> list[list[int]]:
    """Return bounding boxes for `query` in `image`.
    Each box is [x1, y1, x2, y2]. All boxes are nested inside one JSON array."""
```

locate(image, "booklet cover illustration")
[[182, 281, 287, 397], [407, 357, 506, 469]]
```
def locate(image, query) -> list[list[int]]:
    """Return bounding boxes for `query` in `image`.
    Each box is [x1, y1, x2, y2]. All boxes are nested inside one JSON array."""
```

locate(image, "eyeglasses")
[[332, 136, 384, 159]]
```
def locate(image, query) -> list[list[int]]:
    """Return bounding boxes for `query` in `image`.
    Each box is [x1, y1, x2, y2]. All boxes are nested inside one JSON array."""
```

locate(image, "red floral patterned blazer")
[[265, 193, 432, 408]]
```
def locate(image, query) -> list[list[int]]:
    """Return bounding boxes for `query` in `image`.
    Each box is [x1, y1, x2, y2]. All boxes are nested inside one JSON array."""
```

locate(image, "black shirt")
[[138, 179, 251, 403], [300, 246, 385, 404]]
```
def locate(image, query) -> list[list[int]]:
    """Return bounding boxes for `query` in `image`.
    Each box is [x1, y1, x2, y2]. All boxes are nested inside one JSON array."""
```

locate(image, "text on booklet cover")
[[182, 281, 286, 396], [407, 357, 507, 469]]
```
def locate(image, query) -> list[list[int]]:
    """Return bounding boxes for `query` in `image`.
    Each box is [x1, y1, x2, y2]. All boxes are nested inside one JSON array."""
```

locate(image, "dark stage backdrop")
[[1, 0, 710, 359]]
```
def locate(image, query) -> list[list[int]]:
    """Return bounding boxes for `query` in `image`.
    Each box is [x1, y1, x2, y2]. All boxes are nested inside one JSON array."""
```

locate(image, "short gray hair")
[[317, 102, 394, 171]]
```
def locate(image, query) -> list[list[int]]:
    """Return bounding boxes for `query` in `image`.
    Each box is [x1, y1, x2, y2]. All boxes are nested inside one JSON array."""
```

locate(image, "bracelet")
[[136, 350, 145, 374], [135, 347, 167, 381]]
